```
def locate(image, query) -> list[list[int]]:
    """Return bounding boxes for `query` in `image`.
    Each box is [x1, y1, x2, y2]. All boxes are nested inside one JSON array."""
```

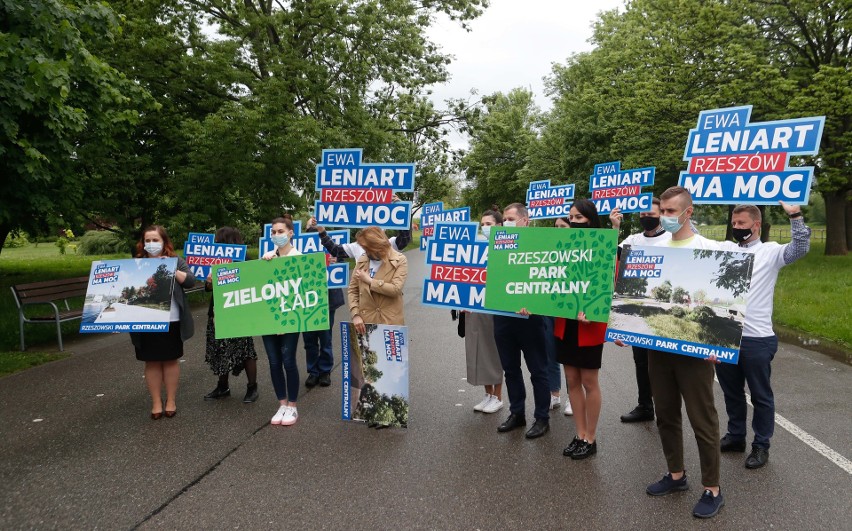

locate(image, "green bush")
[[670, 306, 687, 318], [77, 230, 128, 255], [3, 232, 29, 248], [688, 305, 716, 326]]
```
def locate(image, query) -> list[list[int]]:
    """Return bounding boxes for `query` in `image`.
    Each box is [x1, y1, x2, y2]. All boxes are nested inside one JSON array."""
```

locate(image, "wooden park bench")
[[11, 276, 89, 352]]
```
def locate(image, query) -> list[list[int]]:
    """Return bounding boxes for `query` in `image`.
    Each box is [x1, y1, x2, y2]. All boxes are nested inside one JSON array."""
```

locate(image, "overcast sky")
[[427, 0, 625, 114]]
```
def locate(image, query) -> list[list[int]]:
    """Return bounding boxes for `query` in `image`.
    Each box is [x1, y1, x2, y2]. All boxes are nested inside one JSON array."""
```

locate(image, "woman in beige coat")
[[347, 226, 408, 412]]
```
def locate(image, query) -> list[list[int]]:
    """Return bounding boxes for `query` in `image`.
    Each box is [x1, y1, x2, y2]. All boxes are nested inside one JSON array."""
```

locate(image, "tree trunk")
[[823, 190, 849, 256], [846, 195, 852, 251], [0, 222, 10, 257], [758, 205, 770, 243]]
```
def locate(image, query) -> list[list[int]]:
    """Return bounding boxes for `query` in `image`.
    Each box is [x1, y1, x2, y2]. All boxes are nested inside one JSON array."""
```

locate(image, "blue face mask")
[[271, 234, 289, 247], [660, 210, 686, 234], [481, 225, 492, 238]]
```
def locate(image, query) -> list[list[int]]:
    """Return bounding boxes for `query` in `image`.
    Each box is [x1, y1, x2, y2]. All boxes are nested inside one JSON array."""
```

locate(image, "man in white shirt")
[[609, 198, 671, 423], [643, 186, 725, 519], [715, 201, 810, 469]]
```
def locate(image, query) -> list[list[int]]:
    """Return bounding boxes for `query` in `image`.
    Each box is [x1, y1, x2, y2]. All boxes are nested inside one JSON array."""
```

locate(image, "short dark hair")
[[481, 209, 503, 224], [271, 217, 294, 230], [732, 205, 761, 221], [504, 202, 528, 218]]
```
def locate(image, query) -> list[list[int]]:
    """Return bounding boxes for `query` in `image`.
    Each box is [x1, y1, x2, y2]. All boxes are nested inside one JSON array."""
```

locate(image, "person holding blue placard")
[[553, 200, 608, 460], [260, 216, 303, 427], [203, 227, 259, 404], [715, 201, 810, 470], [130, 226, 195, 420]]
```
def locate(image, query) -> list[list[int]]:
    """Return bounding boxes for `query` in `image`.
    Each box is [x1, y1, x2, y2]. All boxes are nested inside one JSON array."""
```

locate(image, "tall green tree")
[[460, 88, 540, 213], [0, 0, 152, 253], [748, 0, 852, 254]]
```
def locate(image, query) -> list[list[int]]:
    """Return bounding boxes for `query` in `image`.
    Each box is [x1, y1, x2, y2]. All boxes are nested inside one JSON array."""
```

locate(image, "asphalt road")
[[2, 249, 850, 530]]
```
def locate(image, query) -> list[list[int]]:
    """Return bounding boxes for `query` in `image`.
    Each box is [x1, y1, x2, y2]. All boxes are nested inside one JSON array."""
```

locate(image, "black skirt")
[[555, 318, 603, 369], [134, 321, 184, 361]]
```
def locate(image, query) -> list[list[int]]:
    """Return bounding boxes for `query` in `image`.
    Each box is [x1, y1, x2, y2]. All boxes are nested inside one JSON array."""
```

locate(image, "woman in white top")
[[260, 216, 302, 426]]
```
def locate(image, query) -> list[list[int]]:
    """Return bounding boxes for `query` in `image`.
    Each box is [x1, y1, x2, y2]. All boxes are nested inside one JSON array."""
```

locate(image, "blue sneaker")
[[646, 472, 689, 496], [693, 489, 724, 518]]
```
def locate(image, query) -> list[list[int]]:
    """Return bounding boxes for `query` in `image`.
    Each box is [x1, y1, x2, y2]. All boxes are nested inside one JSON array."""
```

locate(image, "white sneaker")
[[473, 394, 492, 412], [481, 395, 504, 414], [550, 394, 561, 410], [281, 406, 298, 426], [271, 405, 288, 425], [564, 401, 573, 416]]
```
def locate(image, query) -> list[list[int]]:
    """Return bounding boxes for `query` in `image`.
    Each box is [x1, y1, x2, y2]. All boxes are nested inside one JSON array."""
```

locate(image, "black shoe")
[[242, 383, 258, 403], [305, 374, 319, 388], [620, 405, 654, 423], [497, 413, 526, 433], [571, 440, 597, 460], [563, 436, 583, 456], [318, 373, 331, 387], [745, 447, 769, 469], [204, 385, 230, 400], [525, 419, 550, 439], [720, 434, 746, 452]]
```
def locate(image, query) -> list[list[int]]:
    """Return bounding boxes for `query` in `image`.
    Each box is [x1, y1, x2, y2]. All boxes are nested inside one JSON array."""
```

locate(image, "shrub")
[[3, 232, 29, 248], [55, 237, 68, 255], [670, 306, 687, 318], [689, 305, 716, 326], [77, 230, 128, 255]]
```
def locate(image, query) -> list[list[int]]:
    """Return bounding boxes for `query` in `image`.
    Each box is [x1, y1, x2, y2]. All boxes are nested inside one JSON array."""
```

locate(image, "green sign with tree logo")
[[484, 227, 618, 322], [212, 254, 329, 338]]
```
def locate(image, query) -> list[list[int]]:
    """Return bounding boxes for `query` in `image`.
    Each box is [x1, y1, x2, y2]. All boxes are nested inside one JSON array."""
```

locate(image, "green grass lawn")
[[0, 351, 70, 377]]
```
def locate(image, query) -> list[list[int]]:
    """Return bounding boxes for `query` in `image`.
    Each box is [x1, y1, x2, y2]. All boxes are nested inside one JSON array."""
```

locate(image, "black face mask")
[[732, 227, 754, 243], [569, 221, 590, 229], [639, 216, 661, 232]]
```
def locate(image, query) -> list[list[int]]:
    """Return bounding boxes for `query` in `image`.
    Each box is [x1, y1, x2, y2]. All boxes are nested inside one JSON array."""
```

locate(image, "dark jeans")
[[303, 307, 337, 377], [716, 335, 778, 449], [261, 333, 300, 402], [543, 316, 562, 393], [493, 314, 550, 420], [632, 346, 653, 408]]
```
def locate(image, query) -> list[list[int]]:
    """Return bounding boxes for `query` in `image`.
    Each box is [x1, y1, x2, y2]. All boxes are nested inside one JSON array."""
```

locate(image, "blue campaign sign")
[[314, 201, 411, 230], [183, 232, 248, 280], [525, 180, 575, 219], [419, 202, 443, 250], [421, 221, 521, 317], [315, 148, 416, 191], [280, 221, 353, 289], [588, 161, 656, 214], [419, 204, 471, 250], [678, 105, 825, 205]]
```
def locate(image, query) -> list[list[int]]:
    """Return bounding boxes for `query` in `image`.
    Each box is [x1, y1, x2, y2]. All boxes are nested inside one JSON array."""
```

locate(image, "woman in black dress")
[[554, 200, 608, 459], [130, 226, 195, 419], [203, 227, 258, 403]]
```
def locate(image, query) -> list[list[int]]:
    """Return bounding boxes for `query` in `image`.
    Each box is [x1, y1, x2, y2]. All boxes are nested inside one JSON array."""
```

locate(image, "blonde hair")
[[356, 226, 391, 259]]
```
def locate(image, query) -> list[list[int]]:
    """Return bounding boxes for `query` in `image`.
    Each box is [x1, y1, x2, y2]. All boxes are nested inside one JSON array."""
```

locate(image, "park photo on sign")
[[341, 322, 409, 428], [607, 245, 755, 363], [80, 258, 177, 333]]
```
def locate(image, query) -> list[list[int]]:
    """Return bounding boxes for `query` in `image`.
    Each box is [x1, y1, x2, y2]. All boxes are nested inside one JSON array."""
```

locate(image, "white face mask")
[[144, 242, 163, 256], [503, 220, 517, 228], [481, 225, 492, 238]]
